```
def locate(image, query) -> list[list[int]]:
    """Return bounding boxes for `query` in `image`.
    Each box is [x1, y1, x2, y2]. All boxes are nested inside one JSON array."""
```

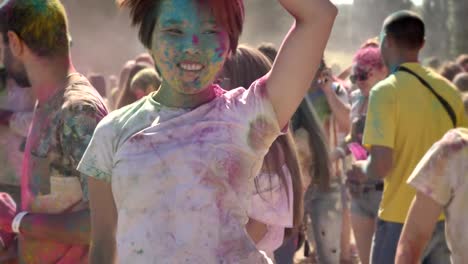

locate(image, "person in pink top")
[[77, 0, 338, 263], [340, 40, 388, 264], [0, 1, 108, 263]]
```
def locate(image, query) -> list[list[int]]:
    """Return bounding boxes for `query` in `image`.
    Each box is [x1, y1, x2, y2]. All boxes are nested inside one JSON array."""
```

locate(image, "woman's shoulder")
[[94, 97, 157, 140]]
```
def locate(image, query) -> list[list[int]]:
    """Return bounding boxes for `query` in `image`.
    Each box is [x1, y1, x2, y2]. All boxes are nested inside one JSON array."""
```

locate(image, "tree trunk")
[[449, 0, 468, 56]]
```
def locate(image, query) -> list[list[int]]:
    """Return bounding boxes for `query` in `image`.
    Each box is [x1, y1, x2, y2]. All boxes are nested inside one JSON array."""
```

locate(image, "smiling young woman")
[[77, 0, 338, 263]]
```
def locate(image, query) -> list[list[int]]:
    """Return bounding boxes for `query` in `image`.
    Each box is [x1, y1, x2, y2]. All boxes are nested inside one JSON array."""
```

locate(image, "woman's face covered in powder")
[[151, 0, 230, 95]]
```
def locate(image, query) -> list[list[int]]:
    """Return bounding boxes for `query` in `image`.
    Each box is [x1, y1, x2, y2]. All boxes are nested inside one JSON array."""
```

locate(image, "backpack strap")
[[398, 66, 456, 128]]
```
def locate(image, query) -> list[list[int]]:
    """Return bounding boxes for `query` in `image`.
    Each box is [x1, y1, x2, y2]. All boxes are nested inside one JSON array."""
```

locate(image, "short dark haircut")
[[257, 42, 278, 63], [0, 0, 70, 57], [439, 61, 464, 82], [383, 10, 425, 50], [118, 0, 244, 54], [454, 73, 468, 93]]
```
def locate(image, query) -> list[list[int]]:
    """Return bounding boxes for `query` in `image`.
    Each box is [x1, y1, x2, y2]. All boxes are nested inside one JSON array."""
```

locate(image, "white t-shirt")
[[78, 80, 281, 263], [408, 128, 468, 264]]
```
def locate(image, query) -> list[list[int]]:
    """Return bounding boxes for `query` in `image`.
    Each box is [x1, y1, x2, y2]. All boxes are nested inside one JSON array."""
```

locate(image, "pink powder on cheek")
[[192, 35, 200, 45]]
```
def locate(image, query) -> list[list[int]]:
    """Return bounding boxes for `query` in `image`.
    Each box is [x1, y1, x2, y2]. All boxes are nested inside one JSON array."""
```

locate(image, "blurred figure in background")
[[135, 52, 154, 67], [456, 54, 468, 72], [89, 73, 108, 107], [348, 11, 466, 264], [129, 68, 161, 100], [257, 42, 278, 64], [88, 74, 107, 98], [295, 58, 354, 264], [438, 61, 464, 82], [462, 93, 468, 116], [108, 75, 118, 93], [453, 72, 468, 92], [423, 56, 440, 71], [114, 62, 150, 109], [340, 40, 387, 264], [221, 44, 304, 262], [109, 60, 135, 110]]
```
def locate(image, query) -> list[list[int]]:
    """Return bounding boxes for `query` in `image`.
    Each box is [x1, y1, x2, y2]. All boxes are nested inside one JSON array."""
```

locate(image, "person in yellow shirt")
[[346, 10, 468, 264]]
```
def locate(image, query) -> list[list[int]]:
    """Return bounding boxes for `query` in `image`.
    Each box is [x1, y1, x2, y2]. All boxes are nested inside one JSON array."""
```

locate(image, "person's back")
[[365, 63, 466, 223], [0, 1, 108, 263], [359, 10, 467, 264]]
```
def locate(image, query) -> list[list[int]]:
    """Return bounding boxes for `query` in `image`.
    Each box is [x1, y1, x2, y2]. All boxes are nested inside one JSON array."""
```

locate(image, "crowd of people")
[[0, 0, 467, 264]]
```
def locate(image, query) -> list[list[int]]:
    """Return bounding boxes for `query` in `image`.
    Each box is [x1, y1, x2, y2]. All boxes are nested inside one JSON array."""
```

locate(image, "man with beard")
[[0, 35, 35, 206], [0, 1, 108, 263]]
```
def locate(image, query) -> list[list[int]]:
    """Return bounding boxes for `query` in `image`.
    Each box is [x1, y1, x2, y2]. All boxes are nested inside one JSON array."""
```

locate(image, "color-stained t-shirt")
[[408, 128, 468, 264], [78, 79, 281, 263], [20, 74, 108, 264], [363, 62, 468, 223]]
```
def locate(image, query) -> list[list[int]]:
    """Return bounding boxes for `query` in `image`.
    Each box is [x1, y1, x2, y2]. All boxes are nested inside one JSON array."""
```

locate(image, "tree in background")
[[352, 0, 413, 45], [448, 0, 468, 57], [421, 0, 450, 59], [241, 0, 291, 45]]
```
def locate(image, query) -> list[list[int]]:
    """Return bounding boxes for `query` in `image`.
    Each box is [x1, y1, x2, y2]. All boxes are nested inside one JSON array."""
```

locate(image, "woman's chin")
[[176, 85, 213, 95]]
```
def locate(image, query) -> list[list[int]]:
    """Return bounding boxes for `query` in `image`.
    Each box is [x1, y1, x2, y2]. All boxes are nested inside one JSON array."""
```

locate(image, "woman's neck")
[[153, 81, 217, 108]]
